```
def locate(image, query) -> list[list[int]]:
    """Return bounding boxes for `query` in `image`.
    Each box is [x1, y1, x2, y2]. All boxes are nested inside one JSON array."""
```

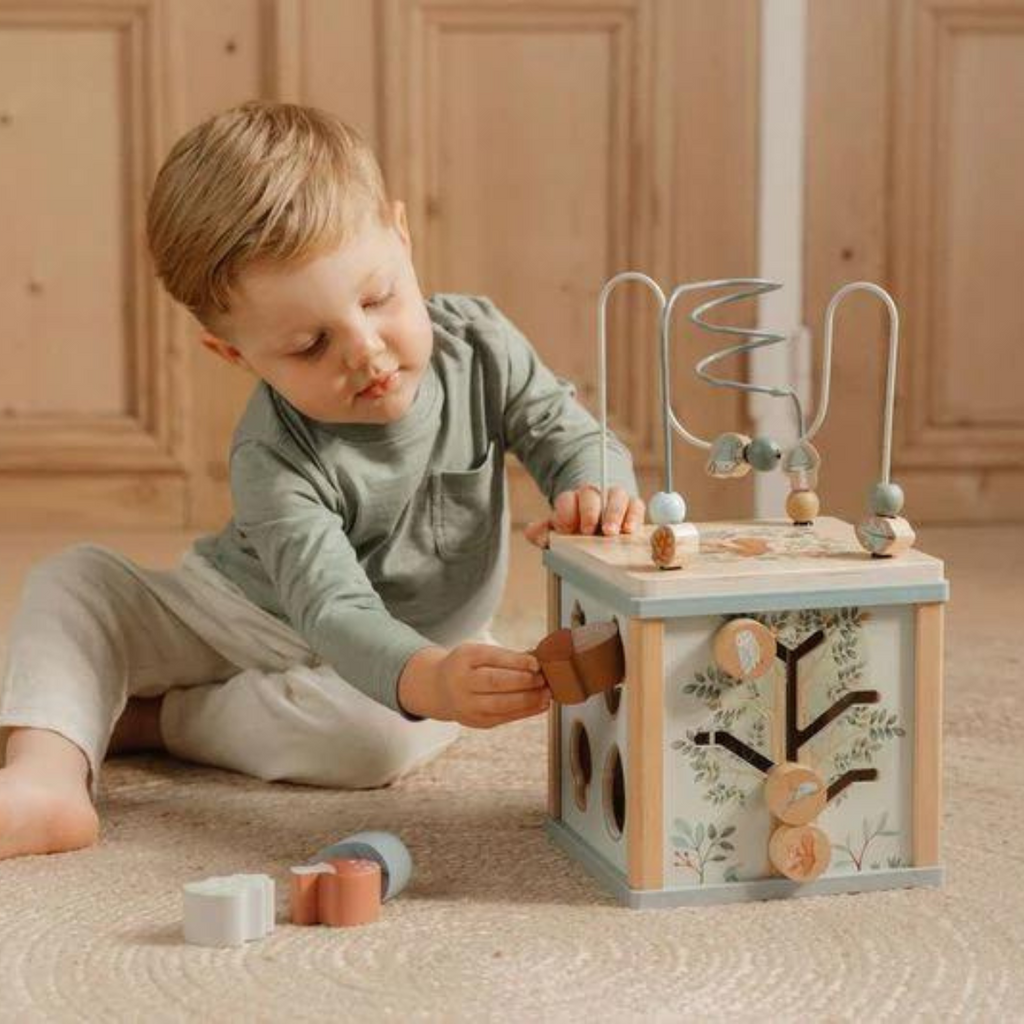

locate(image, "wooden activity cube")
[[542, 517, 947, 909]]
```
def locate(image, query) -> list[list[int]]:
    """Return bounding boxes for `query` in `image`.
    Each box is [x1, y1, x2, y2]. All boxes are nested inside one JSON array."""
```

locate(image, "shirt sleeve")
[[480, 299, 639, 503], [229, 439, 435, 718]]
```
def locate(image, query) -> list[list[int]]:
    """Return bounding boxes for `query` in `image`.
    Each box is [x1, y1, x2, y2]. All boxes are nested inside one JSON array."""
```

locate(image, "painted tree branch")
[[827, 768, 878, 802], [693, 730, 775, 774], [691, 626, 882, 806], [798, 690, 880, 746]]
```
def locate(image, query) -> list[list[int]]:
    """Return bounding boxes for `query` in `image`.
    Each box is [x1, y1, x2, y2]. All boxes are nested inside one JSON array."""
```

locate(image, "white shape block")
[[182, 873, 276, 947]]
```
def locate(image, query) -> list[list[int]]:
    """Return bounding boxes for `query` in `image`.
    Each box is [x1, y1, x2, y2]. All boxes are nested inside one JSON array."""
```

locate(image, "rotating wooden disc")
[[764, 762, 827, 825], [768, 824, 831, 882], [712, 618, 777, 680]]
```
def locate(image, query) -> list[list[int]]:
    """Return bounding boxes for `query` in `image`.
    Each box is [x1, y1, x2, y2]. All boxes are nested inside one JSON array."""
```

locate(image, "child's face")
[[201, 202, 434, 425]]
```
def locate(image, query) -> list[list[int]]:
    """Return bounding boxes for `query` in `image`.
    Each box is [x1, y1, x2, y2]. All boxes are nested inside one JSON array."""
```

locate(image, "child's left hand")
[[524, 484, 645, 549]]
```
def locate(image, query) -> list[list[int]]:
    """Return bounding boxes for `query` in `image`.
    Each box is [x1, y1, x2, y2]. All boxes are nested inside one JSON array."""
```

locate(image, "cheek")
[[389, 307, 432, 361]]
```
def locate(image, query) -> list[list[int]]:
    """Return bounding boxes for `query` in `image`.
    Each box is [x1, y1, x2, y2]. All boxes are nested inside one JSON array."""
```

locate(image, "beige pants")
[[0, 543, 466, 799]]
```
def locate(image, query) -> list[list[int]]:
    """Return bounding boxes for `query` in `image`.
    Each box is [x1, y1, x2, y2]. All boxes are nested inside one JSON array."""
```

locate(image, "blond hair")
[[146, 101, 391, 326]]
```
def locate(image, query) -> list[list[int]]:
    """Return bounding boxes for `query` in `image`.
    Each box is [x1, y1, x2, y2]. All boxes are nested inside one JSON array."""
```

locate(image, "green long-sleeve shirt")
[[192, 293, 637, 715]]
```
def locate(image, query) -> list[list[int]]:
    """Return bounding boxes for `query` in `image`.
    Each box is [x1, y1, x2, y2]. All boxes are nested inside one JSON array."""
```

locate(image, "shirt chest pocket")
[[430, 439, 504, 560]]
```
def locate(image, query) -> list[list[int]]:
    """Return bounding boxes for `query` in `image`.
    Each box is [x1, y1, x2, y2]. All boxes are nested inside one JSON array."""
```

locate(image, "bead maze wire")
[[597, 275, 902, 504]]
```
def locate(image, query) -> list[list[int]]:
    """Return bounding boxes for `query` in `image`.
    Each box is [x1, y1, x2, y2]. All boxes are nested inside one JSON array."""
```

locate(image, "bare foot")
[[0, 729, 99, 860]]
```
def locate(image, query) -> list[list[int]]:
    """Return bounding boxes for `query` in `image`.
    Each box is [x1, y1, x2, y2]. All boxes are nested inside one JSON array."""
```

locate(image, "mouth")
[[355, 369, 400, 400]]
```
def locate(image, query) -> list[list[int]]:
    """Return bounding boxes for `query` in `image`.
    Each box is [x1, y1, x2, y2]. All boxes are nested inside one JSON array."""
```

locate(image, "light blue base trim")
[[542, 551, 949, 619], [545, 818, 943, 909]]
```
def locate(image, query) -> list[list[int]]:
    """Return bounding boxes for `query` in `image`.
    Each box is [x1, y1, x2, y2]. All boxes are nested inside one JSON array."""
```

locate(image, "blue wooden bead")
[[648, 491, 687, 525], [870, 482, 904, 516], [745, 436, 782, 472]]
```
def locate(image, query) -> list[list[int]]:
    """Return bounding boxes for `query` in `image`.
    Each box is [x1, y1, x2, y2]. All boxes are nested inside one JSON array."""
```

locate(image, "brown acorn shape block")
[[534, 620, 625, 704]]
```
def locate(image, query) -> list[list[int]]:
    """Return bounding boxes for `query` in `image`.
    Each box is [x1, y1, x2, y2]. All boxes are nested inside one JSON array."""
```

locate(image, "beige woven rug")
[[1, 527, 1023, 1021]]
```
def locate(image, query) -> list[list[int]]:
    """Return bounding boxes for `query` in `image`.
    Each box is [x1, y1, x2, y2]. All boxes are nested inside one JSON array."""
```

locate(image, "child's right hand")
[[398, 643, 550, 728]]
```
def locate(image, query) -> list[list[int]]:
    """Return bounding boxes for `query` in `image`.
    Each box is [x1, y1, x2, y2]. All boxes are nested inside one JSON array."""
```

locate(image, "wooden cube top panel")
[[546, 518, 946, 601]]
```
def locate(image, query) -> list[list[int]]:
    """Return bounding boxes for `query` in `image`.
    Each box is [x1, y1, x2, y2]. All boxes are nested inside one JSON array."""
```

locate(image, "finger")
[[463, 644, 540, 674], [471, 667, 547, 694], [577, 485, 603, 535], [476, 686, 551, 715], [524, 518, 551, 549], [474, 687, 551, 721], [479, 694, 552, 727], [600, 487, 630, 535], [622, 496, 646, 533], [552, 491, 579, 534]]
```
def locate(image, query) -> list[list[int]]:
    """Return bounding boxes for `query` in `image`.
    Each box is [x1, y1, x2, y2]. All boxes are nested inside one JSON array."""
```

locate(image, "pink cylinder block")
[[318, 859, 382, 927]]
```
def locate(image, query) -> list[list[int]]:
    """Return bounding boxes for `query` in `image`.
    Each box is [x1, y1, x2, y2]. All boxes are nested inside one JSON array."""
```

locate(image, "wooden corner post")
[[626, 617, 665, 890], [546, 570, 562, 820], [913, 602, 944, 866]]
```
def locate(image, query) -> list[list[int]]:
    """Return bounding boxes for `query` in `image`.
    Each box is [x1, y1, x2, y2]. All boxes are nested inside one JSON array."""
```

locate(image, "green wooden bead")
[[870, 482, 904, 516], [745, 436, 782, 472]]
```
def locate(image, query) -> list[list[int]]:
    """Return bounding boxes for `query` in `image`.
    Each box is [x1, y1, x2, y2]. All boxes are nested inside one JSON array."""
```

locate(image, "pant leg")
[[160, 662, 461, 789], [0, 543, 243, 798], [158, 624, 504, 790]]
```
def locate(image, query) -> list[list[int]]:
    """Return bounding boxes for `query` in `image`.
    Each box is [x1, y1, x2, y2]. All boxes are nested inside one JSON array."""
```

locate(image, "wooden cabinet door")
[[0, 0, 758, 530], [806, 0, 1024, 524]]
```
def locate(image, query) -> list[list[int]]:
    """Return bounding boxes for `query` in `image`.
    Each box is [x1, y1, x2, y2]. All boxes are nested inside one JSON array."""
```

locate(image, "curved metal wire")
[[597, 272, 667, 496], [805, 281, 900, 485], [660, 279, 806, 493]]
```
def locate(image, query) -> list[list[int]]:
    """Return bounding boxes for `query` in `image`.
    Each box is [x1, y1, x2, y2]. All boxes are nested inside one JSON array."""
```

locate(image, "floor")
[[0, 523, 1022, 1020]]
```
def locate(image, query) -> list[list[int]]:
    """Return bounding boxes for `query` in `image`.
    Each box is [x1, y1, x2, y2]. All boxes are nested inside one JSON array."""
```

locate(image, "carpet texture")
[[1, 527, 1022, 1021]]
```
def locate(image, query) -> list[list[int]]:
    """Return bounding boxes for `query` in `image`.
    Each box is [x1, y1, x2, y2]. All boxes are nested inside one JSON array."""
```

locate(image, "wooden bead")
[[706, 432, 752, 478], [768, 824, 831, 882], [764, 762, 827, 825], [712, 618, 777, 680], [855, 514, 916, 557], [869, 481, 905, 516], [782, 439, 821, 476], [648, 490, 687, 525], [786, 489, 820, 525], [650, 522, 700, 570], [745, 435, 782, 472]]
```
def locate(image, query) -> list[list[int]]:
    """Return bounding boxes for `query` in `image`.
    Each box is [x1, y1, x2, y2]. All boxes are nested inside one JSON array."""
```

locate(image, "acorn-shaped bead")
[[869, 481, 905, 517], [745, 436, 782, 472]]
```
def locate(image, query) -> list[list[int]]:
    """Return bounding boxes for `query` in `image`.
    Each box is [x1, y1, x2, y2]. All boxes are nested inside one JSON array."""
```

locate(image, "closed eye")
[[363, 290, 393, 310], [296, 332, 329, 359]]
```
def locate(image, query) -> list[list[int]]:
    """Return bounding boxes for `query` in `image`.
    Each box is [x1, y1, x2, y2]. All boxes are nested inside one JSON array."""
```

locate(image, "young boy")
[[0, 101, 642, 860]]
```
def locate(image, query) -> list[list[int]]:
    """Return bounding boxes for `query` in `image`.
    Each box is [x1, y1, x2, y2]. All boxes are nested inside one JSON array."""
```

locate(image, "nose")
[[340, 329, 386, 371]]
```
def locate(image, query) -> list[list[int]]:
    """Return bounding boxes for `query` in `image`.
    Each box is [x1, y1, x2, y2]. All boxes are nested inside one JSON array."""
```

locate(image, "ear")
[[200, 332, 251, 372], [391, 199, 412, 253]]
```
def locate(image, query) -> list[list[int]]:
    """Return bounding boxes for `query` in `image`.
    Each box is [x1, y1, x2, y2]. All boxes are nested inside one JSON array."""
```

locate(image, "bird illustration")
[[784, 780, 822, 809]]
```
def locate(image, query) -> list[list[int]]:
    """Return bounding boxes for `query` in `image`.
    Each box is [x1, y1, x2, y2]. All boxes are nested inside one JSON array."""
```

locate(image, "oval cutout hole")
[[603, 616, 625, 715], [569, 719, 593, 812], [603, 744, 626, 840]]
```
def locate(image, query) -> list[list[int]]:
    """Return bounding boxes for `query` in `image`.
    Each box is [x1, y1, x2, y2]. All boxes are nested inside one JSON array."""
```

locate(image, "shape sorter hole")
[[570, 600, 586, 629], [569, 720, 593, 811], [604, 684, 622, 716], [603, 615, 625, 716], [602, 744, 626, 840]]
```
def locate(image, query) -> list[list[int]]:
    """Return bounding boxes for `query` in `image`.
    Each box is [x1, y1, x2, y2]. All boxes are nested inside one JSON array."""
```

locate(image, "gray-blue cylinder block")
[[309, 830, 412, 902]]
